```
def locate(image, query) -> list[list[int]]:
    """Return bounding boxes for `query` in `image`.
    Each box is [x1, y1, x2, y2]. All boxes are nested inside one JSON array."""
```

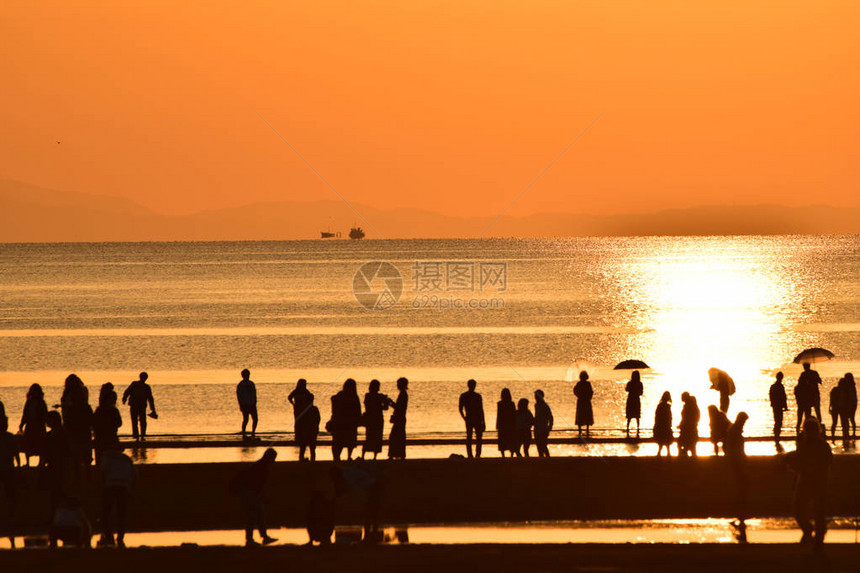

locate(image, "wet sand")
[[9, 455, 860, 532], [1, 544, 858, 573]]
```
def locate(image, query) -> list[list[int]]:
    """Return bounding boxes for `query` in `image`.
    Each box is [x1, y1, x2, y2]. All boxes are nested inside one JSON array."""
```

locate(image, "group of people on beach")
[[0, 373, 155, 548], [238, 373, 410, 462]]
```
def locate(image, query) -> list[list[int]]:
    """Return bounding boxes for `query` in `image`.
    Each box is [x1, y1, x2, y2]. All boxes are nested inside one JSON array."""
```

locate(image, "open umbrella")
[[708, 368, 736, 396], [613, 360, 650, 370], [792, 348, 835, 365]]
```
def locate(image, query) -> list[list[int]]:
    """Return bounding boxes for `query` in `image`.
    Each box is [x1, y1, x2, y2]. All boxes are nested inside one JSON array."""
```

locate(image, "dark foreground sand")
[[7, 455, 860, 532], [0, 544, 857, 573]]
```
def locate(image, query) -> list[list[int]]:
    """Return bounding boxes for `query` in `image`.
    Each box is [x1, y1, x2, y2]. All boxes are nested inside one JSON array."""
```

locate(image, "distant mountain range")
[[1, 179, 858, 241]]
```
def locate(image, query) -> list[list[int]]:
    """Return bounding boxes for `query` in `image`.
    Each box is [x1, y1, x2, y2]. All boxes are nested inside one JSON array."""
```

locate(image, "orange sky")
[[1, 1, 858, 218]]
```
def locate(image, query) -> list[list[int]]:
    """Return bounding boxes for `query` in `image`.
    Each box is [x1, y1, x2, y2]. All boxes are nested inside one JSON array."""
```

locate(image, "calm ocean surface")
[[0, 236, 858, 447]]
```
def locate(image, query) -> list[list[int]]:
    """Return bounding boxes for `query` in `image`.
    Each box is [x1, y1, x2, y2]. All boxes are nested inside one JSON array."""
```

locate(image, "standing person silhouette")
[[573, 371, 594, 438], [533, 390, 554, 458], [495, 389, 516, 457], [295, 395, 320, 462], [798, 362, 823, 423], [98, 448, 135, 548], [329, 379, 361, 461], [229, 448, 278, 547], [677, 392, 700, 458], [122, 372, 156, 442], [725, 412, 750, 543], [362, 380, 390, 460], [0, 413, 20, 548], [787, 418, 832, 546], [387, 378, 409, 460], [769, 372, 788, 446], [625, 371, 644, 439], [653, 391, 673, 456], [236, 369, 258, 441], [459, 380, 485, 458], [288, 379, 314, 434], [18, 383, 48, 467], [708, 405, 731, 455], [838, 373, 856, 441], [514, 398, 534, 457], [92, 383, 122, 465], [828, 385, 842, 442], [61, 374, 93, 477]]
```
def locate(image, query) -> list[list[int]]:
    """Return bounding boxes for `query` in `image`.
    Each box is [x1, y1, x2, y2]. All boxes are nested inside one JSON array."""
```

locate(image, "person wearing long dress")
[[625, 371, 644, 438], [288, 379, 314, 435], [92, 383, 122, 465], [61, 374, 93, 474], [18, 383, 48, 467], [653, 391, 673, 456], [329, 379, 361, 461], [677, 392, 700, 457], [533, 389, 554, 458], [495, 388, 517, 457], [573, 371, 594, 438], [362, 380, 390, 460], [388, 378, 408, 459]]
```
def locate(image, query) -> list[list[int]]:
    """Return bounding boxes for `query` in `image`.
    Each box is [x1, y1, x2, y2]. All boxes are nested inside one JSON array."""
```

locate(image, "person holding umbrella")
[[708, 368, 735, 414], [625, 371, 644, 439], [798, 362, 823, 423]]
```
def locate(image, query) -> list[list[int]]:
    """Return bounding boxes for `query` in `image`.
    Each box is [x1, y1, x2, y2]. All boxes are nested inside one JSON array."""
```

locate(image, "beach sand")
[[1, 544, 858, 573], [7, 455, 860, 533]]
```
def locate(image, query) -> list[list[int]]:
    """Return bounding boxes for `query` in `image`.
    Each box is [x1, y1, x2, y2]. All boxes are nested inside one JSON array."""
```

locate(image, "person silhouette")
[[653, 391, 673, 456], [459, 380, 485, 458], [49, 496, 91, 548], [625, 371, 644, 439], [769, 372, 788, 446], [42, 411, 69, 515], [92, 383, 122, 465], [229, 448, 278, 547], [362, 380, 390, 460], [787, 417, 832, 546], [122, 372, 156, 442], [677, 392, 700, 458], [236, 369, 258, 441], [18, 383, 48, 467], [725, 412, 749, 543], [495, 388, 516, 457], [533, 390, 554, 458], [0, 414, 20, 548], [514, 398, 534, 457], [288, 378, 314, 435], [839, 373, 856, 437], [838, 373, 856, 443], [306, 490, 334, 545], [708, 404, 731, 455], [388, 378, 409, 460], [296, 394, 320, 462], [61, 374, 93, 477], [329, 463, 385, 543], [98, 447, 135, 548], [573, 371, 594, 438], [828, 384, 842, 443], [329, 379, 361, 461], [798, 362, 823, 424]]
